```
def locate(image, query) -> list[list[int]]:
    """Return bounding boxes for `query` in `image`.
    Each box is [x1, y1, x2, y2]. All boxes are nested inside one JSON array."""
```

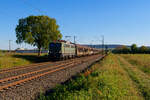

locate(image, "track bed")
[[0, 54, 104, 100]]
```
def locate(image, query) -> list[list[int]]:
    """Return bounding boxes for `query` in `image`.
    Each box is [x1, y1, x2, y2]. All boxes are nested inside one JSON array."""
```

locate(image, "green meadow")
[[39, 54, 150, 100]]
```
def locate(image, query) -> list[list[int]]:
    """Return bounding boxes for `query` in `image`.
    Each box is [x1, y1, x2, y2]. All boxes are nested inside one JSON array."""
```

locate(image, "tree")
[[16, 15, 62, 56], [113, 45, 130, 54], [121, 46, 131, 54], [131, 44, 138, 54], [139, 46, 149, 53]]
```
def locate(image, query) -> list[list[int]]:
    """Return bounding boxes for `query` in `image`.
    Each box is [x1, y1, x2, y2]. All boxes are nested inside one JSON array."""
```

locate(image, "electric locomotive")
[[48, 41, 76, 60], [48, 40, 100, 60]]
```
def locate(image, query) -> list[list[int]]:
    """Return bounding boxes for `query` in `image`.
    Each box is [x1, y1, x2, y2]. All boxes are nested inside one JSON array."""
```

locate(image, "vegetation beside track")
[[0, 52, 48, 69], [120, 54, 150, 75], [39, 54, 144, 100], [118, 55, 150, 100]]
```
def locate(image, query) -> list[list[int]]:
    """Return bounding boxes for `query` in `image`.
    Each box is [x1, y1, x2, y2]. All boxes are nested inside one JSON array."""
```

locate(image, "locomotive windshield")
[[49, 43, 61, 53]]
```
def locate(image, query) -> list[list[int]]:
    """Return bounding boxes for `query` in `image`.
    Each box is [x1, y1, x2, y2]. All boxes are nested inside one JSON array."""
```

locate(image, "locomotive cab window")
[[49, 43, 61, 53]]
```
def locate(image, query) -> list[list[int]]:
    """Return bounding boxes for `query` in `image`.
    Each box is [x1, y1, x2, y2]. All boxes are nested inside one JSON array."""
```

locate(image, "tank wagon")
[[48, 40, 100, 60]]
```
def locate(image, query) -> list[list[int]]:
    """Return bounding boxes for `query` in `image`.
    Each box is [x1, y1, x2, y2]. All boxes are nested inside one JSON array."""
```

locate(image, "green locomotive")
[[48, 41, 100, 60], [49, 41, 76, 59]]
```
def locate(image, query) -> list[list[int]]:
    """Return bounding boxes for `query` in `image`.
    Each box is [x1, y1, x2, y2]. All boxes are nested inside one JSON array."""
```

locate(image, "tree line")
[[112, 44, 150, 54]]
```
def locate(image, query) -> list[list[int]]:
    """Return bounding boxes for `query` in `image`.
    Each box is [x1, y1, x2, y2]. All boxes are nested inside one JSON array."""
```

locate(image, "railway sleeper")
[[0, 55, 101, 92]]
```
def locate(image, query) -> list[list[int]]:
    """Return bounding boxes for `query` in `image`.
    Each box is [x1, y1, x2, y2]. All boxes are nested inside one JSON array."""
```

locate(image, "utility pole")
[[91, 40, 94, 48], [74, 36, 77, 57], [74, 36, 76, 44], [101, 35, 104, 55], [74, 36, 77, 44], [9, 40, 12, 52]]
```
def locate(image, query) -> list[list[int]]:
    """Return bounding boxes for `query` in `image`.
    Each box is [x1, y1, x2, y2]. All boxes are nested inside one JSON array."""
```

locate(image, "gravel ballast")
[[0, 56, 103, 100]]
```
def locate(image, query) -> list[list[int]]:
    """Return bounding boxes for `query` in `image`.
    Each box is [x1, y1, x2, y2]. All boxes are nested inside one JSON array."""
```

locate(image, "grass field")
[[120, 54, 150, 75], [0, 52, 48, 69], [1, 52, 150, 99], [39, 54, 150, 100], [118, 55, 150, 100]]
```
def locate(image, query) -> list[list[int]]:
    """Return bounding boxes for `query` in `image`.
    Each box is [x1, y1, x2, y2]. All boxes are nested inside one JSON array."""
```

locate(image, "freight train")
[[48, 40, 100, 60]]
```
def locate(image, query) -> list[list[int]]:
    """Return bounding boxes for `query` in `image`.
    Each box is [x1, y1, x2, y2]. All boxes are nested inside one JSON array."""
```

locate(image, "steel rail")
[[0, 62, 52, 74], [0, 62, 77, 90], [0, 58, 78, 74], [0, 55, 101, 91], [0, 59, 78, 83], [0, 55, 95, 83]]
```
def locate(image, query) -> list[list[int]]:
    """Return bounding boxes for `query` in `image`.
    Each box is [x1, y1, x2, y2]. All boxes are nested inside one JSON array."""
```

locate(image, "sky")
[[0, 0, 150, 50]]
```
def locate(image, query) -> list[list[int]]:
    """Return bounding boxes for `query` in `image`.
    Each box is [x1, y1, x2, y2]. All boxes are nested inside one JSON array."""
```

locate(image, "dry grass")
[[0, 52, 48, 69], [120, 54, 150, 74], [118, 55, 150, 100]]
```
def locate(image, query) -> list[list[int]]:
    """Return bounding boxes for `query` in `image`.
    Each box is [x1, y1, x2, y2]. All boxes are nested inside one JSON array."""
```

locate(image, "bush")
[[112, 46, 131, 54], [113, 44, 150, 54]]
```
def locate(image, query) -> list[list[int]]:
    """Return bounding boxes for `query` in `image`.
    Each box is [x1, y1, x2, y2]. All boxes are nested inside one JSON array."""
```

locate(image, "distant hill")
[[83, 44, 130, 49]]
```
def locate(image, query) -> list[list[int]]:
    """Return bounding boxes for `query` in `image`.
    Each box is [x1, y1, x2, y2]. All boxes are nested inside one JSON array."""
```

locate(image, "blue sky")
[[0, 0, 150, 50]]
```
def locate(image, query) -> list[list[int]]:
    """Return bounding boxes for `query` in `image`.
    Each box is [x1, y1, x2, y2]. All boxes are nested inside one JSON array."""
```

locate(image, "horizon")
[[1, 43, 149, 50], [1, 0, 150, 50]]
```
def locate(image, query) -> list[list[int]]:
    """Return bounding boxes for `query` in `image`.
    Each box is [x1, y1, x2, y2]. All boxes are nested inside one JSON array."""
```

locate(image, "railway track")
[[0, 54, 103, 91], [0, 58, 75, 74], [0, 57, 88, 79], [0, 61, 53, 74]]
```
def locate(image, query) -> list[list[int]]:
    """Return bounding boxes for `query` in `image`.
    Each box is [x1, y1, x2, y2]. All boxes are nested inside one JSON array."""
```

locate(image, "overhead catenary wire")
[[101, 35, 104, 55]]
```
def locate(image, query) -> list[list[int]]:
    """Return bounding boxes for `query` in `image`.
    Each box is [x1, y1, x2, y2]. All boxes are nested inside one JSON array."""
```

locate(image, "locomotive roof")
[[52, 40, 100, 50]]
